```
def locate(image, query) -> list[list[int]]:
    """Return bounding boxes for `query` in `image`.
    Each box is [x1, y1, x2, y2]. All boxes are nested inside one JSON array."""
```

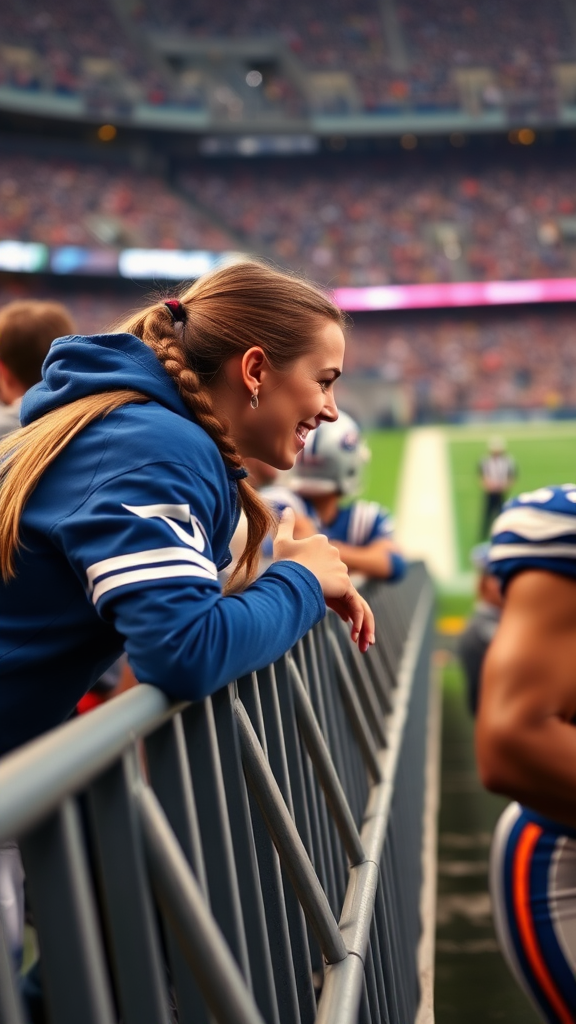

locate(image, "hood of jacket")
[[21, 333, 192, 426]]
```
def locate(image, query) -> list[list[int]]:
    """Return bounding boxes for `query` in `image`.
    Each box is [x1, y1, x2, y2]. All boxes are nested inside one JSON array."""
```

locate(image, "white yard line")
[[396, 427, 457, 583]]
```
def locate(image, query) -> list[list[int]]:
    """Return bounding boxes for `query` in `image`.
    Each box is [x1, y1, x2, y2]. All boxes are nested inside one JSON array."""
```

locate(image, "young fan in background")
[[0, 300, 76, 438], [264, 411, 406, 582]]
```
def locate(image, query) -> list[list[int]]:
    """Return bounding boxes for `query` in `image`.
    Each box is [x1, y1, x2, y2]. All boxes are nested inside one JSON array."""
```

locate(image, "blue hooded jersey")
[[489, 485, 576, 588], [0, 333, 325, 755]]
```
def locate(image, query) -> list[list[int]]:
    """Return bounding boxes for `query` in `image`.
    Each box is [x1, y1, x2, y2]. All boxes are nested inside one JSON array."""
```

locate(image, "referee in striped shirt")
[[478, 436, 517, 538]]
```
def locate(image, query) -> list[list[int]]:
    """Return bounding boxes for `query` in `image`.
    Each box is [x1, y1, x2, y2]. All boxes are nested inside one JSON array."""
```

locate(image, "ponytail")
[[0, 391, 148, 581]]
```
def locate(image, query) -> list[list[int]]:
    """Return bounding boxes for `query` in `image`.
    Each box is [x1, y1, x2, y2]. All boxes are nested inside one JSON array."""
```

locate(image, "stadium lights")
[[508, 128, 536, 145], [98, 124, 117, 142]]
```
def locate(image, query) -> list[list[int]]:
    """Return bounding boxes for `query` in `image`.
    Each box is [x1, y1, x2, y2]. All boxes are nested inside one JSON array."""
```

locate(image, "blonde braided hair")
[[144, 319, 275, 589]]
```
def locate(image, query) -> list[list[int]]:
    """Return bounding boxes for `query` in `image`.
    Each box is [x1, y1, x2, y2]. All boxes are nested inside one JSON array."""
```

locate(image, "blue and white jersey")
[[310, 500, 395, 546], [260, 488, 394, 546], [489, 485, 576, 587]]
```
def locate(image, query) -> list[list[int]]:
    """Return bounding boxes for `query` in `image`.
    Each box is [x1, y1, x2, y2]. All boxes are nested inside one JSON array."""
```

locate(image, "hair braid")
[[147, 317, 276, 590]]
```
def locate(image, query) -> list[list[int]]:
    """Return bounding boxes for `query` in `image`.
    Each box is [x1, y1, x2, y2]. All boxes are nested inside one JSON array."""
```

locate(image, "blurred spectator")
[[0, 299, 76, 436], [457, 543, 503, 716]]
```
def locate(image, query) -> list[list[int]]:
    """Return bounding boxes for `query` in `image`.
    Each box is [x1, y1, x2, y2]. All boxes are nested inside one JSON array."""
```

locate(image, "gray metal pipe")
[[234, 699, 348, 965], [287, 657, 366, 868], [135, 782, 265, 1024], [0, 685, 180, 844]]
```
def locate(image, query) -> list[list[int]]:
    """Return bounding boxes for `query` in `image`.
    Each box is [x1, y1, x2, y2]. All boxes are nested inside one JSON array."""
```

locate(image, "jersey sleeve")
[[53, 461, 325, 700], [489, 485, 576, 588]]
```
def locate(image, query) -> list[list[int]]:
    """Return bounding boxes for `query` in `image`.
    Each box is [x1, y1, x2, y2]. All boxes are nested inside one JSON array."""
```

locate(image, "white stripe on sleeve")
[[492, 506, 576, 542], [490, 542, 576, 563], [91, 564, 217, 605], [86, 546, 217, 592]]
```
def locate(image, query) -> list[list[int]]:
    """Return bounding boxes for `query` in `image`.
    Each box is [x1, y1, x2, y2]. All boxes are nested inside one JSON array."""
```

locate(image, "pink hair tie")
[[164, 299, 186, 323]]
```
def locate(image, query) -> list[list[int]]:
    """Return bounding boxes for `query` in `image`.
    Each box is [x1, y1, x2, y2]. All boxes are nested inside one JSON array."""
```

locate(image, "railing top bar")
[[317, 577, 434, 1024], [0, 684, 185, 843]]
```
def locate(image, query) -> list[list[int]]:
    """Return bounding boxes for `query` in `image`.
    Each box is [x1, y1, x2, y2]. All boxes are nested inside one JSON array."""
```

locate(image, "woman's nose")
[[321, 395, 339, 422]]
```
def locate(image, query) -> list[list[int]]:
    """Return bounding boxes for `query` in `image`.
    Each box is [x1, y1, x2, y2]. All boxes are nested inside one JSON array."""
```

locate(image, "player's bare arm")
[[330, 537, 400, 578], [476, 569, 576, 827]]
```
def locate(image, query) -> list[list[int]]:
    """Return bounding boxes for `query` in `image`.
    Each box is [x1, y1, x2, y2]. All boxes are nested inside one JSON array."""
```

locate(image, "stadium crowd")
[[397, 0, 571, 113], [0, 0, 574, 116], [178, 156, 576, 285], [347, 310, 576, 418], [3, 152, 576, 287], [0, 155, 235, 250], [0, 0, 195, 110]]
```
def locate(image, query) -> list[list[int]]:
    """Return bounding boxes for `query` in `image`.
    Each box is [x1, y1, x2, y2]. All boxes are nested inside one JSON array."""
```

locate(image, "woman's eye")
[[320, 380, 331, 393]]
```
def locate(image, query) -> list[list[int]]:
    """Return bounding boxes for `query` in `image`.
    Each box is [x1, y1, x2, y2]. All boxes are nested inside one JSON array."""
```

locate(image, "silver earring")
[[250, 391, 259, 409]]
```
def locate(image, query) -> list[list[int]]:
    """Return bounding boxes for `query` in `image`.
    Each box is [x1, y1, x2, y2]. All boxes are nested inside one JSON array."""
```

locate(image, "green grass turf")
[[362, 429, 406, 513], [436, 591, 475, 620], [447, 423, 576, 571]]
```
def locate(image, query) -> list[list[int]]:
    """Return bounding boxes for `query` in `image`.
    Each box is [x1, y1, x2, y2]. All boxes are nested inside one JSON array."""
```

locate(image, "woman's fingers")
[[325, 589, 375, 653], [357, 596, 376, 653]]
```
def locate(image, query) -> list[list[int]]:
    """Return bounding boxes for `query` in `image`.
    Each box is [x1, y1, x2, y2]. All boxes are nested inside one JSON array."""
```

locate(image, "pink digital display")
[[333, 278, 576, 312]]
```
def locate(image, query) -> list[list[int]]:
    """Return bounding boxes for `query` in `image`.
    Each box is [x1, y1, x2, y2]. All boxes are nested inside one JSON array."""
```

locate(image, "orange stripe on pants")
[[513, 822, 573, 1024]]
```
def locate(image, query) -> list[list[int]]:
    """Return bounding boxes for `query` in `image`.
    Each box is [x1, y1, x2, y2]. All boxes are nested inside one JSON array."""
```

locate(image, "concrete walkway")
[[395, 427, 457, 583]]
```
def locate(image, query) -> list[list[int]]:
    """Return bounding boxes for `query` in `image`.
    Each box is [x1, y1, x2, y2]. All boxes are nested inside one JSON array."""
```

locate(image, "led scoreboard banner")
[[2, 239, 576, 310]]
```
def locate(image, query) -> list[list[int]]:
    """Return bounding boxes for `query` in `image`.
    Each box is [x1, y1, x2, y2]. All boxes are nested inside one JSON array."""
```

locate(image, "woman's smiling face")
[[239, 319, 345, 470]]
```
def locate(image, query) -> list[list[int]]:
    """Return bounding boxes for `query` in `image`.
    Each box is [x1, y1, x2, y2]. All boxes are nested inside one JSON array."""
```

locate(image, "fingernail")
[[352, 630, 359, 640], [369, 634, 375, 645]]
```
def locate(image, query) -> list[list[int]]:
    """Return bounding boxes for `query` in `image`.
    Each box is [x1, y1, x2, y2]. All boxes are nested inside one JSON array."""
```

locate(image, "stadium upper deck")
[[0, 0, 575, 127]]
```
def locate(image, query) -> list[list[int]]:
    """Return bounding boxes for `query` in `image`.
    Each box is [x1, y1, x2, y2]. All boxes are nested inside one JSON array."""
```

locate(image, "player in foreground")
[[476, 485, 576, 1023], [0, 260, 374, 759], [265, 411, 405, 581]]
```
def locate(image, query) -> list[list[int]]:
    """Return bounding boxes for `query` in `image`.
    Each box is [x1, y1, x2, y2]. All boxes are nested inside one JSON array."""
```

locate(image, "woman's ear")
[[241, 347, 268, 392]]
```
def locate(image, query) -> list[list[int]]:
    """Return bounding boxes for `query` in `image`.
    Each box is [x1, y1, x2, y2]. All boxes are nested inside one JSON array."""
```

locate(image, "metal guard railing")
[[0, 561, 434, 1024]]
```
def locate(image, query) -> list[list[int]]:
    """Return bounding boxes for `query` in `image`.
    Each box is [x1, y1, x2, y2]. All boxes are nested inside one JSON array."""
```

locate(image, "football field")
[[363, 420, 576, 594]]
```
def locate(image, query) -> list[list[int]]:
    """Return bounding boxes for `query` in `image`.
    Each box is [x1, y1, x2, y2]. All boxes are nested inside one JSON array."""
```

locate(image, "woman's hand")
[[274, 508, 375, 652]]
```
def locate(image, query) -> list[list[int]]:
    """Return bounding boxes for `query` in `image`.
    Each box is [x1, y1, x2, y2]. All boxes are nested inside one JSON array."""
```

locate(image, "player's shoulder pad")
[[489, 484, 576, 586]]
